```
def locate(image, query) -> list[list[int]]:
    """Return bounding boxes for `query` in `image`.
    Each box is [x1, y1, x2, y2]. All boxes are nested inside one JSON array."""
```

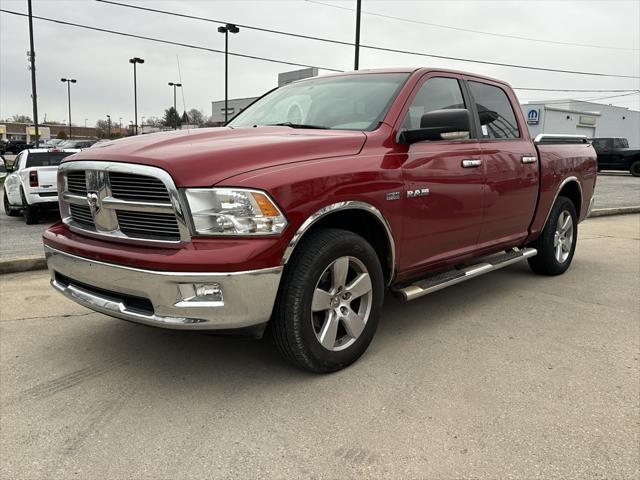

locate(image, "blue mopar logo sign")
[[527, 108, 540, 125]]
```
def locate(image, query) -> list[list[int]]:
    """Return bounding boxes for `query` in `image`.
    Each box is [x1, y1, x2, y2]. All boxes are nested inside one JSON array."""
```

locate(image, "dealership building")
[[521, 99, 639, 147]]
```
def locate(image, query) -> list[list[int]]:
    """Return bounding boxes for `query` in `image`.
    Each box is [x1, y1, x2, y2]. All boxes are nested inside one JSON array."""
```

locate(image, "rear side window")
[[613, 138, 629, 148], [468, 81, 520, 139], [25, 152, 75, 167], [402, 77, 465, 130]]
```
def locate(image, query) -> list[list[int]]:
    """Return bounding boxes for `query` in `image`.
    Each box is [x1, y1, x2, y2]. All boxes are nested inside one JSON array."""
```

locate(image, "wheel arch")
[[557, 177, 583, 219], [282, 201, 396, 285]]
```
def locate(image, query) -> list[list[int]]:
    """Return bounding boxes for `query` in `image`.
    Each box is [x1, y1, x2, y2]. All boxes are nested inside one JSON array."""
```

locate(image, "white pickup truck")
[[3, 148, 79, 224]]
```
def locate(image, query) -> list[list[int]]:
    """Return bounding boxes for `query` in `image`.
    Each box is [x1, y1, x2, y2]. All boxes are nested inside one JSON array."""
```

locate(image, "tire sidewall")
[[538, 197, 578, 274], [630, 161, 640, 177], [283, 230, 384, 371]]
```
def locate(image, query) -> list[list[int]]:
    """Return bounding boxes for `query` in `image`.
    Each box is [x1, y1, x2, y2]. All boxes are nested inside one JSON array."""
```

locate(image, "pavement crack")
[[0, 311, 96, 323]]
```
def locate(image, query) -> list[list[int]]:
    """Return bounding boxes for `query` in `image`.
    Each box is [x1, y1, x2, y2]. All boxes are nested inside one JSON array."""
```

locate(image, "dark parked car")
[[0, 140, 33, 155], [590, 137, 640, 176]]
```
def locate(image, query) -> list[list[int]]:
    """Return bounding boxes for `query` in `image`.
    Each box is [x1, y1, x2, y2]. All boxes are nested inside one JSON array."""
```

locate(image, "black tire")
[[528, 196, 578, 276], [20, 189, 39, 224], [3, 191, 20, 216], [630, 161, 640, 177], [270, 228, 385, 373]]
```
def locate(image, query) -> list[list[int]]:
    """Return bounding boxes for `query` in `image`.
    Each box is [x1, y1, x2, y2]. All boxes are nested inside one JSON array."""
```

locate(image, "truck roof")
[[299, 67, 512, 89]]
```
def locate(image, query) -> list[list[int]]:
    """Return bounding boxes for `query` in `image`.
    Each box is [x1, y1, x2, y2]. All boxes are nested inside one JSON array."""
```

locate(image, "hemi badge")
[[386, 191, 400, 201]]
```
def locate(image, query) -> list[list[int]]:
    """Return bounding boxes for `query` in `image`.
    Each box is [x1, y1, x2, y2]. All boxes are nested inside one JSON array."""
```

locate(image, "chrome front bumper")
[[45, 246, 282, 330]]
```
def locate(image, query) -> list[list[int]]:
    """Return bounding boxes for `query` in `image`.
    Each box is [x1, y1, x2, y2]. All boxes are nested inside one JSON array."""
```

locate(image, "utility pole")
[[106, 115, 111, 138], [354, 0, 362, 70], [27, 0, 40, 147]]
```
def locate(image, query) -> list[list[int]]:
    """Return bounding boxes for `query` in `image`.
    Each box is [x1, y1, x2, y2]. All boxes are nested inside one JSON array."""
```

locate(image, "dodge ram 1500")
[[43, 68, 597, 372]]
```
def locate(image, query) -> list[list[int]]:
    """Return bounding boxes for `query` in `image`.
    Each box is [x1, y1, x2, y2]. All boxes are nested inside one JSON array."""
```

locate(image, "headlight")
[[184, 188, 287, 236]]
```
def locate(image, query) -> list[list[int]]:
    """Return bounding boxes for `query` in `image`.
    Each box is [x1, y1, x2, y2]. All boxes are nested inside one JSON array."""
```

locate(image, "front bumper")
[[45, 246, 282, 330]]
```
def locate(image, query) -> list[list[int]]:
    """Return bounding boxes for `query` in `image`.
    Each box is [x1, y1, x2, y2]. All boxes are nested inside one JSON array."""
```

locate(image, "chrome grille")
[[69, 204, 95, 227], [116, 211, 180, 240], [67, 171, 87, 195], [109, 172, 171, 203], [59, 161, 190, 245]]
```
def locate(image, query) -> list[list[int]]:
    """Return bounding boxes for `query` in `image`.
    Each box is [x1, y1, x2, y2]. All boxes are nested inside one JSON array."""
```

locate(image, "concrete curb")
[[0, 208, 638, 275], [589, 206, 640, 218], [0, 255, 46, 275]]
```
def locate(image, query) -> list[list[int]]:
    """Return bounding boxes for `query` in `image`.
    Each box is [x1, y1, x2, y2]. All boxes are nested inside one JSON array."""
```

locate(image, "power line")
[[305, 0, 639, 52], [94, 0, 640, 79], [0, 9, 343, 72]]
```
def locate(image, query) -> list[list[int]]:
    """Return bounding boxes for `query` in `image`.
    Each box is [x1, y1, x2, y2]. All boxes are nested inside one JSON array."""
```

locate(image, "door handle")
[[462, 159, 482, 168], [522, 156, 537, 164]]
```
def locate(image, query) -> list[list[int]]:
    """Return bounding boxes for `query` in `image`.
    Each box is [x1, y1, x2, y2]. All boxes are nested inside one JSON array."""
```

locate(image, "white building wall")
[[522, 100, 639, 147]]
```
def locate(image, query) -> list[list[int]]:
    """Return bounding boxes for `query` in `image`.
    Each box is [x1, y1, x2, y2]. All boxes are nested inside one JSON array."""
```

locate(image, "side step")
[[396, 247, 537, 301]]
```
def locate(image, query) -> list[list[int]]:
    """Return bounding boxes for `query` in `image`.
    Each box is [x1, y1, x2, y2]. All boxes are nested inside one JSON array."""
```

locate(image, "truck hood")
[[66, 126, 367, 187]]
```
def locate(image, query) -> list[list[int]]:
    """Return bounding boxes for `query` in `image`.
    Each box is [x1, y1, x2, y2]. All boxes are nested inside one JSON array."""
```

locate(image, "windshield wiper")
[[265, 122, 329, 130]]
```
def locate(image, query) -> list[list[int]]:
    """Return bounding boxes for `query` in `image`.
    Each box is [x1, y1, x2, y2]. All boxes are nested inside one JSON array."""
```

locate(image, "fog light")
[[176, 282, 224, 307]]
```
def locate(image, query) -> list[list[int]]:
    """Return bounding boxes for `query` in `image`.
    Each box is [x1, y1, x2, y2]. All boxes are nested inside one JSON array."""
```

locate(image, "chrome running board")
[[396, 247, 538, 301]]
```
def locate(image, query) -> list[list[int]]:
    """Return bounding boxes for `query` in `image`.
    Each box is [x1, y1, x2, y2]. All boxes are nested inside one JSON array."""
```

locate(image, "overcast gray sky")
[[1, 0, 639, 127]]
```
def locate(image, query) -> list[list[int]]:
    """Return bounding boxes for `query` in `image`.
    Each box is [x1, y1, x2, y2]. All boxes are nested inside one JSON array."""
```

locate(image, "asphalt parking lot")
[[1, 214, 638, 479], [1, 169, 639, 260]]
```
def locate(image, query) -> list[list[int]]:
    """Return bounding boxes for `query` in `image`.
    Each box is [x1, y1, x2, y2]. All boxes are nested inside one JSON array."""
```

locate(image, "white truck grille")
[[59, 161, 190, 245]]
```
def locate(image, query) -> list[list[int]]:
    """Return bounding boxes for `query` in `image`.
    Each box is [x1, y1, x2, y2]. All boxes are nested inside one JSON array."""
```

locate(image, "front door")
[[397, 75, 485, 274]]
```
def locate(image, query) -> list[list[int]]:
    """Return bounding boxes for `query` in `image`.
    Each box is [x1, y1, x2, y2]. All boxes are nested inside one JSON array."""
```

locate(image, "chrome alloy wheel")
[[311, 256, 373, 351], [554, 210, 574, 263]]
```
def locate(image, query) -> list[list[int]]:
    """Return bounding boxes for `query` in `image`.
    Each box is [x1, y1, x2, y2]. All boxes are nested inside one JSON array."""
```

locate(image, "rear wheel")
[[3, 191, 20, 216], [528, 196, 577, 276], [270, 228, 384, 373], [630, 161, 640, 177], [21, 189, 39, 224]]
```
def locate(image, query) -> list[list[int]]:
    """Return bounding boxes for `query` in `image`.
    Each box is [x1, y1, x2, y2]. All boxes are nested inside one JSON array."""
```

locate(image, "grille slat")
[[116, 210, 180, 240], [69, 204, 95, 227], [109, 173, 171, 203], [67, 171, 87, 195]]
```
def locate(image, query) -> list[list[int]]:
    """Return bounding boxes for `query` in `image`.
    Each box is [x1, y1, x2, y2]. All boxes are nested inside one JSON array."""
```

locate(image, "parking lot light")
[[129, 57, 144, 135], [217, 24, 239, 124], [168, 82, 183, 129], [60, 78, 77, 139]]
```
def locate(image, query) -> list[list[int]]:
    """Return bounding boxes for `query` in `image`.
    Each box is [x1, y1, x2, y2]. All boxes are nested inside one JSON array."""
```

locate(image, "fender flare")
[[281, 201, 397, 284], [541, 176, 583, 228]]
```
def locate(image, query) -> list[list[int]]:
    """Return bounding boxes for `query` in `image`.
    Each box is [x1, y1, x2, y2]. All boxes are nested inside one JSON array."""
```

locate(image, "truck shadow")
[[69, 262, 535, 389]]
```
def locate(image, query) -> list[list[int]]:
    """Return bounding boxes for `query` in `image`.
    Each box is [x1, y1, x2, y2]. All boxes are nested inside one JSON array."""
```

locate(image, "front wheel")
[[270, 228, 384, 373], [528, 196, 577, 276], [630, 161, 640, 177]]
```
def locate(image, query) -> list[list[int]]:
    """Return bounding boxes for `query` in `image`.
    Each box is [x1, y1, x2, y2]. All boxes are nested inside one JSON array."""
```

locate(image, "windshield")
[[228, 73, 410, 131], [25, 152, 75, 167]]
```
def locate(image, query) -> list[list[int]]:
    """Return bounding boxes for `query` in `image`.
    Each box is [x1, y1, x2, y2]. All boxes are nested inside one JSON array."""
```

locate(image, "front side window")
[[228, 73, 410, 131], [401, 77, 465, 130], [468, 81, 520, 140]]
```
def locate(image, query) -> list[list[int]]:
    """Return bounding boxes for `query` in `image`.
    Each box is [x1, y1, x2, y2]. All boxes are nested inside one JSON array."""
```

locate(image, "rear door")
[[465, 78, 539, 249], [398, 73, 485, 273]]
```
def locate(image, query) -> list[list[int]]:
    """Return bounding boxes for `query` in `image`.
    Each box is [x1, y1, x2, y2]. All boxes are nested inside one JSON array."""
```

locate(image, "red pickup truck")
[[43, 68, 597, 373]]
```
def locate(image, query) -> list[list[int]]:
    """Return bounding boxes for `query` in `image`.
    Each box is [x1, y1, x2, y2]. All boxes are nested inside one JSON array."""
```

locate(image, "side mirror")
[[399, 109, 471, 144]]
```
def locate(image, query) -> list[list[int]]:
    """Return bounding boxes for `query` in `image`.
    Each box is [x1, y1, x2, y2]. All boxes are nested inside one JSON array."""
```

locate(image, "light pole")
[[168, 82, 182, 129], [354, 0, 362, 70], [106, 114, 111, 138], [119, 117, 123, 130], [217, 23, 239, 124], [129, 57, 144, 135], [84, 118, 88, 128], [60, 78, 76, 139]]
